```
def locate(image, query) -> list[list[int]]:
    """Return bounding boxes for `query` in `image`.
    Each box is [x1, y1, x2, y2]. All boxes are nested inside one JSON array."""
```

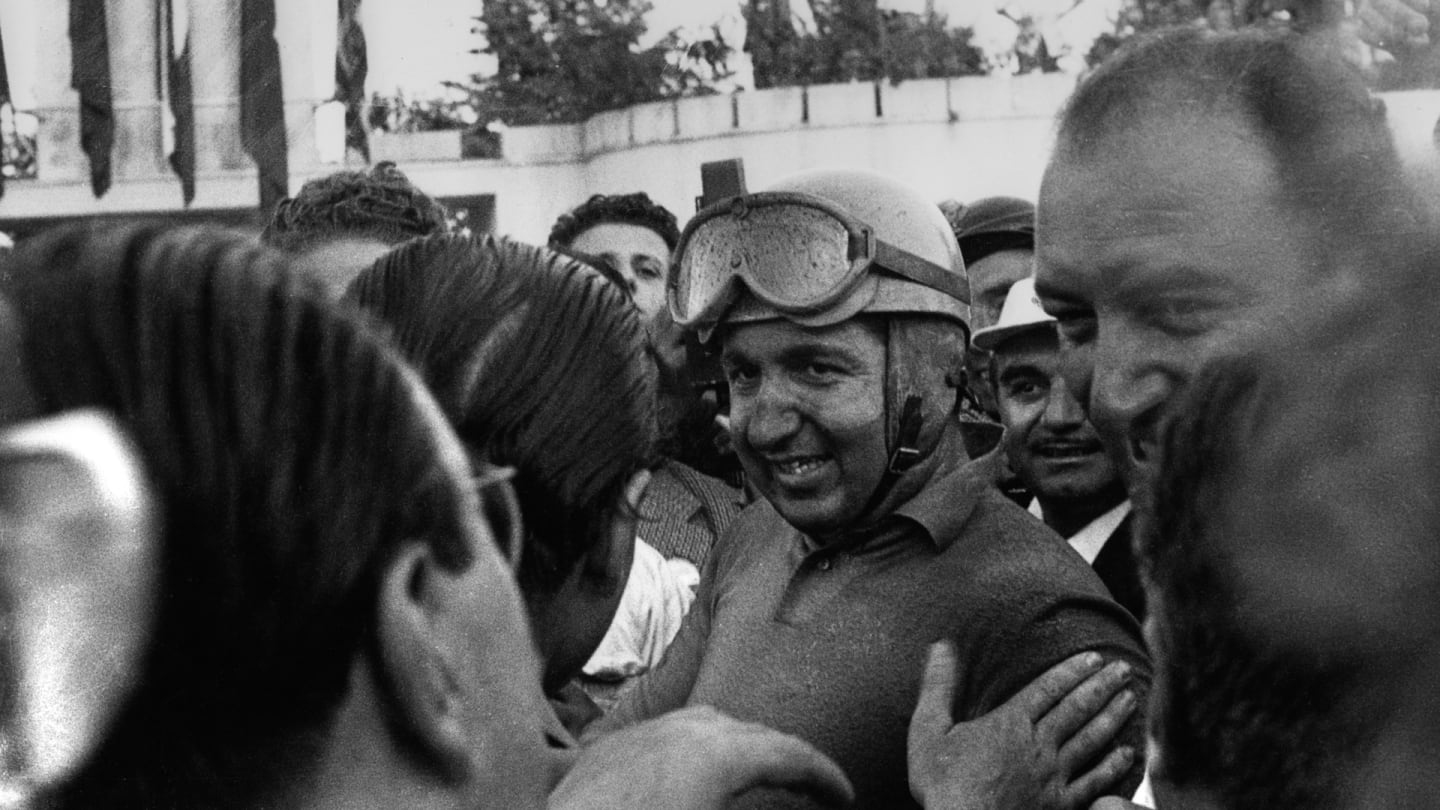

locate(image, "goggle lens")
[[674, 202, 860, 324]]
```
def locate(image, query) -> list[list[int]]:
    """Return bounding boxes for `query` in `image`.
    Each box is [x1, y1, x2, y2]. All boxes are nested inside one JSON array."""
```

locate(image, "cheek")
[[997, 397, 1043, 435], [633, 281, 666, 314], [822, 392, 889, 478], [815, 383, 886, 442]]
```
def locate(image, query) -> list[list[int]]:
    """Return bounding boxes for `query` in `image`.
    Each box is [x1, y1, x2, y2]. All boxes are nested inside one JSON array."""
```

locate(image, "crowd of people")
[[1, 22, 1438, 810]]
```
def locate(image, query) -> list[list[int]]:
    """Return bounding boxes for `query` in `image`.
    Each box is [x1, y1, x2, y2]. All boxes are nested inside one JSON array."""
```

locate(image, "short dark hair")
[[948, 196, 1035, 268], [347, 234, 657, 595], [547, 192, 680, 253], [1058, 27, 1425, 276], [7, 224, 474, 808], [1139, 350, 1382, 809], [261, 161, 449, 254]]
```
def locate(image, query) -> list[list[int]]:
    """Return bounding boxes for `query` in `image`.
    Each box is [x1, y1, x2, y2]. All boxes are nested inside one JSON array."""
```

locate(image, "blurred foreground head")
[[1156, 232, 1440, 808], [1139, 350, 1386, 810], [347, 234, 657, 694], [0, 224, 551, 809]]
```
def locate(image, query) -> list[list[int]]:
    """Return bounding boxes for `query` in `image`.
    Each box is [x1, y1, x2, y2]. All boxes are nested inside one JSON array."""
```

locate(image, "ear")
[[0, 410, 159, 787], [604, 468, 651, 572], [374, 541, 474, 778], [608, 468, 653, 552], [623, 468, 653, 513]]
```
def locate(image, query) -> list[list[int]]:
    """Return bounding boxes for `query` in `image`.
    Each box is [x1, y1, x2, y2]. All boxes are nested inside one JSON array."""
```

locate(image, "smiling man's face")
[[993, 328, 1119, 503], [1034, 105, 1315, 486], [721, 318, 890, 536]]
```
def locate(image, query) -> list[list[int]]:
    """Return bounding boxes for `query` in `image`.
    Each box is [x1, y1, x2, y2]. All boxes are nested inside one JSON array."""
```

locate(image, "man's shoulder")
[[941, 486, 1123, 607], [706, 498, 796, 574], [949, 480, 1070, 555]]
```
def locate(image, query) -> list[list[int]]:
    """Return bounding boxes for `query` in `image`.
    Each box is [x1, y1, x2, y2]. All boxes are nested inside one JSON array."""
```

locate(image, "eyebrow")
[[722, 340, 865, 368], [1109, 261, 1236, 304], [778, 342, 865, 368], [996, 362, 1046, 384], [1033, 275, 1083, 306]]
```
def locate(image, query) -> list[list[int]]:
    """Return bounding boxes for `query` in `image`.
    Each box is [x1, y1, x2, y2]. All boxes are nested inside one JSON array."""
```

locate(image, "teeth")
[[777, 457, 825, 475]]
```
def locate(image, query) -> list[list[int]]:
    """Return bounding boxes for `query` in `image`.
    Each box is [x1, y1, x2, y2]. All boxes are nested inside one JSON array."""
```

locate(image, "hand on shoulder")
[[909, 643, 1138, 810]]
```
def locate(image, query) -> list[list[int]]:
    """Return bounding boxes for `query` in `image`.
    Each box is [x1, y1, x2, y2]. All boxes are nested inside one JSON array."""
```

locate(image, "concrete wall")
[[367, 74, 1078, 244], [145, 73, 1074, 243]]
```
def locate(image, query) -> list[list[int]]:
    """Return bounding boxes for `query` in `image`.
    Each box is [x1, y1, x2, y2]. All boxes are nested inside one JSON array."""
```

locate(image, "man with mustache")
[[972, 278, 1140, 621]]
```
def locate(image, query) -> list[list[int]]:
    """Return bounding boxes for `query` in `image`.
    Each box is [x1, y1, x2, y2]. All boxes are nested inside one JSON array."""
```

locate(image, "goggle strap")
[[871, 240, 971, 305]]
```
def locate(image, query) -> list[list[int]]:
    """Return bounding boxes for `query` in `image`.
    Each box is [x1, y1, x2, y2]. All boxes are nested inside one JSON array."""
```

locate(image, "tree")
[[1085, 0, 1346, 67], [744, 0, 984, 88], [460, 0, 734, 126]]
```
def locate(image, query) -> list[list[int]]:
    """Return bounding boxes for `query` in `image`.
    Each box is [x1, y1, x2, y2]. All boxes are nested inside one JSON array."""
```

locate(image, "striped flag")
[[335, 0, 368, 162], [69, 0, 114, 198], [240, 0, 288, 214], [160, 0, 196, 205]]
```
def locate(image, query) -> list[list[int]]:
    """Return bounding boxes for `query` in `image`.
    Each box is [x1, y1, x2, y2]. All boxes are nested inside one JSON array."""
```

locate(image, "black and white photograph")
[[1, 1, 1438, 808]]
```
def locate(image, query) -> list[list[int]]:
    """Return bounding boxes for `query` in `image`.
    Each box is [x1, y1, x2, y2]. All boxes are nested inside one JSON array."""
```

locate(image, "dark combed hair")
[[261, 161, 449, 254], [1059, 27, 1428, 276], [347, 233, 657, 595], [547, 192, 680, 253], [1138, 350, 1384, 810], [7, 223, 474, 810]]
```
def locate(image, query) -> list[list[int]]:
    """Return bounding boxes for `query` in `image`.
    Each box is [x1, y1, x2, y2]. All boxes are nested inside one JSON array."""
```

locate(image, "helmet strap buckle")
[[886, 394, 925, 475]]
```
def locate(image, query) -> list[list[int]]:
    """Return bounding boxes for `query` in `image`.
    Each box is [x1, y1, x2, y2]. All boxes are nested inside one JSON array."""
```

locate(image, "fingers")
[[1036, 658, 1133, 744], [1063, 744, 1137, 809], [1011, 650, 1106, 723], [910, 640, 960, 740], [725, 727, 856, 807], [1055, 682, 1137, 776]]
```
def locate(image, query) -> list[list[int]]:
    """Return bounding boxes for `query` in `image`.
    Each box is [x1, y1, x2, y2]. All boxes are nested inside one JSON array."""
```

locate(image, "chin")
[[771, 496, 852, 536]]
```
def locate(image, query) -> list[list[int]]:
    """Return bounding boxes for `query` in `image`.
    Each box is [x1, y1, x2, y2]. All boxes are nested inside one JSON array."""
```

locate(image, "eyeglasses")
[[472, 463, 524, 572]]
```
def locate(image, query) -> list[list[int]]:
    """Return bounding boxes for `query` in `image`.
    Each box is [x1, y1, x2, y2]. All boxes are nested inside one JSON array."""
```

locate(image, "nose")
[[1055, 336, 1094, 419], [1041, 374, 1087, 430], [1090, 337, 1173, 460], [737, 379, 802, 451]]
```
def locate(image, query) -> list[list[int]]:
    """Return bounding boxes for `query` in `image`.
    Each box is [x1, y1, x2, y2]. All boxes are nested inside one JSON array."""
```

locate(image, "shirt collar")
[[888, 455, 994, 551], [1030, 498, 1132, 565]]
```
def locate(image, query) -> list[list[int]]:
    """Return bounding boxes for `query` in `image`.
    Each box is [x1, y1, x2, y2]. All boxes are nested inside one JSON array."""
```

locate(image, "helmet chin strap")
[[858, 393, 925, 520], [857, 315, 929, 520]]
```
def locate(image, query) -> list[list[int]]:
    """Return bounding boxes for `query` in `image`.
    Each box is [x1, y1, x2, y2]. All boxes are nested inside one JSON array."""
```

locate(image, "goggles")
[[668, 191, 969, 329]]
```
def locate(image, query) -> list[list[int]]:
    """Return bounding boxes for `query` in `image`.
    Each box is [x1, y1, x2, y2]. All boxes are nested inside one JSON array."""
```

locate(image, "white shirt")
[[582, 537, 700, 681], [1028, 498, 1132, 565]]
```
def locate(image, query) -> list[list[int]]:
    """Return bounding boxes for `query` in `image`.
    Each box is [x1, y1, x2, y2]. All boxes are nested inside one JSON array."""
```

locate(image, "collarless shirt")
[[599, 457, 1150, 809]]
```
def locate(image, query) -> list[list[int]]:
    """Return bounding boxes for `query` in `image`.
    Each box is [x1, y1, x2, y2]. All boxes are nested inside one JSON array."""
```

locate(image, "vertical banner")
[[335, 0, 368, 163], [240, 0, 287, 214], [69, 0, 113, 198], [161, 0, 195, 205], [0, 18, 11, 199]]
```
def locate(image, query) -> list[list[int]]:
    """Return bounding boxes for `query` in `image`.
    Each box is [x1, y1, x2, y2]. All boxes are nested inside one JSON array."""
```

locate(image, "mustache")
[[1026, 433, 1108, 454]]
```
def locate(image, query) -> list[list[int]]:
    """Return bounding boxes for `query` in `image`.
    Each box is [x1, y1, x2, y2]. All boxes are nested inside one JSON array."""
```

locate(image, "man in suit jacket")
[[973, 278, 1143, 621]]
